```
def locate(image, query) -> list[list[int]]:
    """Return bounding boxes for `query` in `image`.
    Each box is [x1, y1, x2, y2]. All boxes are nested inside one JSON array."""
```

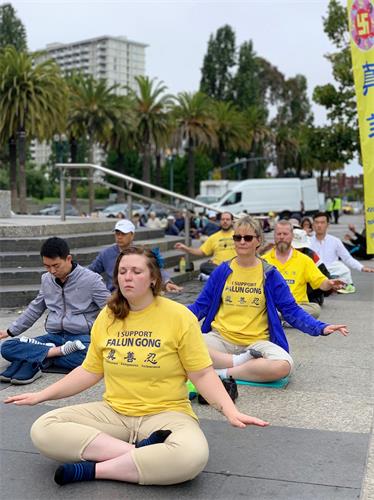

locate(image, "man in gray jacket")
[[0, 237, 110, 385]]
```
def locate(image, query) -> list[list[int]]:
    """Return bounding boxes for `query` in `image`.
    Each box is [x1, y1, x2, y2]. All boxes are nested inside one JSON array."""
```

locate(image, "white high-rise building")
[[33, 35, 147, 165]]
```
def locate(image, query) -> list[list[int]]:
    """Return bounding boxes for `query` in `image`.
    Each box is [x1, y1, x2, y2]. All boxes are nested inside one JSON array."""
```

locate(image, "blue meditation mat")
[[236, 376, 289, 388]]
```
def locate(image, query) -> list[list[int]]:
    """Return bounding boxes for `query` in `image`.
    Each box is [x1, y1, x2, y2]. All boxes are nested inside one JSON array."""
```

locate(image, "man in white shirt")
[[310, 212, 374, 293]]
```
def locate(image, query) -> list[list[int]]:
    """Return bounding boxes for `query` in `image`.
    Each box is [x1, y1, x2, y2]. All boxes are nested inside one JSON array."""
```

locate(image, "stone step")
[[0, 250, 201, 286], [0, 260, 205, 309], [0, 236, 183, 267], [0, 217, 129, 238], [0, 227, 165, 252]]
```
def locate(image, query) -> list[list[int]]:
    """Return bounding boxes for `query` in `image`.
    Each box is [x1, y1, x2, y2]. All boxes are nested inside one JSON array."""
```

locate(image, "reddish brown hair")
[[107, 246, 162, 320]]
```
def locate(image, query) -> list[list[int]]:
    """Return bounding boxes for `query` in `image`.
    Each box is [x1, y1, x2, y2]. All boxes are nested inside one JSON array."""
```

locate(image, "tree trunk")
[[18, 128, 27, 214], [187, 138, 195, 198], [88, 142, 95, 215], [155, 151, 161, 199], [8, 136, 18, 210], [70, 137, 78, 208], [142, 143, 151, 198], [318, 168, 324, 191], [327, 168, 332, 197], [116, 151, 125, 202]]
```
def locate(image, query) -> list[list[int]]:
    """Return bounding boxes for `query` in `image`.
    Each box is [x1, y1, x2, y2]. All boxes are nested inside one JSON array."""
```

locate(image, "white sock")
[[60, 340, 86, 356], [20, 336, 55, 348], [233, 348, 263, 367], [215, 368, 228, 379]]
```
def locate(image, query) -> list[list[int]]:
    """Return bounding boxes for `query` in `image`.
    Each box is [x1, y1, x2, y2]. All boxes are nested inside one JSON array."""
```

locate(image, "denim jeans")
[[1, 332, 90, 371]]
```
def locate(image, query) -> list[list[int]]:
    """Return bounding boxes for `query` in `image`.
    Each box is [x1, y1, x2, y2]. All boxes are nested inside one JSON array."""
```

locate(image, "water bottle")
[[179, 256, 186, 273]]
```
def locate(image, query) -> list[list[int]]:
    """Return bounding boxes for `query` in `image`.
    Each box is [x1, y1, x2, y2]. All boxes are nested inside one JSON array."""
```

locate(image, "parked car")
[[100, 202, 147, 219], [38, 204, 80, 216], [146, 203, 170, 220]]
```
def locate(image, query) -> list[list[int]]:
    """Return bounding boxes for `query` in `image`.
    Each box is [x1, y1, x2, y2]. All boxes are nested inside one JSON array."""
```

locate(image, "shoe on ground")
[[198, 273, 209, 282], [337, 284, 356, 294], [11, 361, 42, 385], [221, 376, 238, 402], [0, 361, 24, 383], [198, 376, 238, 405]]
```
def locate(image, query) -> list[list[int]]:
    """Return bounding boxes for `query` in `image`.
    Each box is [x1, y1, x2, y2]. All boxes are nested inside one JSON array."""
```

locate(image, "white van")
[[211, 178, 319, 215]]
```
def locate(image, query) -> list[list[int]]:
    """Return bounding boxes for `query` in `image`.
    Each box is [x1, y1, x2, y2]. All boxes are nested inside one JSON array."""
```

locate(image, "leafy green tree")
[[67, 74, 120, 212], [173, 92, 217, 197], [200, 25, 236, 101], [232, 41, 262, 110], [272, 74, 313, 177], [313, 0, 358, 145], [307, 124, 355, 193], [0, 47, 66, 212], [243, 105, 273, 178], [130, 75, 174, 198], [211, 101, 249, 169], [0, 3, 27, 51]]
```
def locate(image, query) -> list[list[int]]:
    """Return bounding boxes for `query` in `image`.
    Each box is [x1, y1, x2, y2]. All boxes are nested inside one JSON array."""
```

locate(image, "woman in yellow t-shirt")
[[189, 216, 348, 383], [5, 246, 268, 487]]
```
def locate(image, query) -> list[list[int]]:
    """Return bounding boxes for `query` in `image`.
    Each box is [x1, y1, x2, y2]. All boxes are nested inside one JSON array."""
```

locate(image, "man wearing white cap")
[[201, 211, 220, 237], [89, 220, 182, 293], [263, 220, 345, 318]]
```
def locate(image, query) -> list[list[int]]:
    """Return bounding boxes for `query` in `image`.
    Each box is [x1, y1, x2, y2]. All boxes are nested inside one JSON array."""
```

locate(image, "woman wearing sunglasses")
[[189, 216, 348, 383]]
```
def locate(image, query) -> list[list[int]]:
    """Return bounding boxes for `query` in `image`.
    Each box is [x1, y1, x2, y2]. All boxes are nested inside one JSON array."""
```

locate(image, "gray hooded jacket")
[[8, 264, 110, 337]]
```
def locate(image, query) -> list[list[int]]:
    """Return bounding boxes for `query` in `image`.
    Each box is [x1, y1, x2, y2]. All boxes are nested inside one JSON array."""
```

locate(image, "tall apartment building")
[[32, 35, 147, 165]]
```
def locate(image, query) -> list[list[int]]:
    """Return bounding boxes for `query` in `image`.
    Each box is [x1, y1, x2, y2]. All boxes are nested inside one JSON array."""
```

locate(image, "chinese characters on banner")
[[348, 0, 374, 253]]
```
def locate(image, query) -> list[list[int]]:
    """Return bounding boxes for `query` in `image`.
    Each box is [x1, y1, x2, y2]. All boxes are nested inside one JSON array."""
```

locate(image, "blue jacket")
[[188, 260, 328, 352], [89, 244, 171, 292]]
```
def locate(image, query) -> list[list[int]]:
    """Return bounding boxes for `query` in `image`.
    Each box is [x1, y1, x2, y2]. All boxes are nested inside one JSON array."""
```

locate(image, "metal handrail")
[[57, 162, 225, 271], [57, 163, 225, 217]]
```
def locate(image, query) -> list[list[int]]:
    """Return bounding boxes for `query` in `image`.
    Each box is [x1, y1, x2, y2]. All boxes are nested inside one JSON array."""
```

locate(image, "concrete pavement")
[[0, 214, 373, 499]]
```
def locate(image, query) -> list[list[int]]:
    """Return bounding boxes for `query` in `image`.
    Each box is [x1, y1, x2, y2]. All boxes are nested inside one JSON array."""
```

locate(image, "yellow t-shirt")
[[211, 259, 269, 345], [199, 229, 236, 265], [263, 248, 326, 303], [82, 297, 212, 419]]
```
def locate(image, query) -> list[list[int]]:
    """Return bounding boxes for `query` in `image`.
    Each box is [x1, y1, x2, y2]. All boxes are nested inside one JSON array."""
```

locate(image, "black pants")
[[199, 261, 217, 275]]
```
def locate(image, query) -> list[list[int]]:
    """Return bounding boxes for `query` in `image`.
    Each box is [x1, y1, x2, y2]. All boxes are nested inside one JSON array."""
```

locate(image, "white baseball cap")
[[292, 229, 311, 249], [113, 220, 135, 234]]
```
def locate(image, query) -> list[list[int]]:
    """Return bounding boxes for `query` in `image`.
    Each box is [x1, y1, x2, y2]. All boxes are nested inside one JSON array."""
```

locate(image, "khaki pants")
[[204, 332, 294, 373], [31, 401, 209, 485], [298, 301, 321, 319]]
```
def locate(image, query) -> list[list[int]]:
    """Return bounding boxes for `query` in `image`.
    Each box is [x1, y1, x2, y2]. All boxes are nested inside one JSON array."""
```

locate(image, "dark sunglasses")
[[233, 234, 256, 242]]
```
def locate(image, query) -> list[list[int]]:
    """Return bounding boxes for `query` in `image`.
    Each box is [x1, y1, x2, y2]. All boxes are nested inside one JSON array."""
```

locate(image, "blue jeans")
[[1, 332, 90, 371]]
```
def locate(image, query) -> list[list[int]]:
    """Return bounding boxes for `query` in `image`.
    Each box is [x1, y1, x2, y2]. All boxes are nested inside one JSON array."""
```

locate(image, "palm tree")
[[211, 101, 249, 171], [129, 76, 174, 198], [173, 92, 217, 197], [67, 74, 121, 213], [0, 47, 66, 212], [102, 94, 137, 202]]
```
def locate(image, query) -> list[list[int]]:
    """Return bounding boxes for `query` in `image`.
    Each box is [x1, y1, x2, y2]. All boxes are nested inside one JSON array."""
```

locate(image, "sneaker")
[[337, 284, 356, 294], [20, 336, 55, 347], [11, 361, 42, 385], [198, 376, 238, 405], [221, 376, 238, 403], [249, 348, 263, 359], [0, 361, 24, 383], [198, 273, 209, 282]]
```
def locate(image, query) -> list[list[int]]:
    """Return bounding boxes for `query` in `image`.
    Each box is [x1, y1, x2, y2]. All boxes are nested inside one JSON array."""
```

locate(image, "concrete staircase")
[[0, 218, 202, 308]]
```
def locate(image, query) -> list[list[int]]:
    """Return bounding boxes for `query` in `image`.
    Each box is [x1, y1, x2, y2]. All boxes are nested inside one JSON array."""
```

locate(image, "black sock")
[[54, 461, 96, 486], [135, 429, 171, 448]]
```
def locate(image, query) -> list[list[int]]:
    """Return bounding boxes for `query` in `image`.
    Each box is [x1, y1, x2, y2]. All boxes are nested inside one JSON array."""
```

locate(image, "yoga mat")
[[236, 377, 289, 388]]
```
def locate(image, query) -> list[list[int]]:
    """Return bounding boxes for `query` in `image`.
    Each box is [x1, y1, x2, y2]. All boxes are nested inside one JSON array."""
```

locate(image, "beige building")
[[33, 35, 147, 165]]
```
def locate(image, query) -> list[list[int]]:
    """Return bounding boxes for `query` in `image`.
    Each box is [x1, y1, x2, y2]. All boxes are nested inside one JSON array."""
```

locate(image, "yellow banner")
[[347, 0, 374, 253]]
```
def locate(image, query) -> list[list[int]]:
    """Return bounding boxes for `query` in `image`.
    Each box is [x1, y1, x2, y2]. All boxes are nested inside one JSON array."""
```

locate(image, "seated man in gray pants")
[[0, 237, 110, 385]]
